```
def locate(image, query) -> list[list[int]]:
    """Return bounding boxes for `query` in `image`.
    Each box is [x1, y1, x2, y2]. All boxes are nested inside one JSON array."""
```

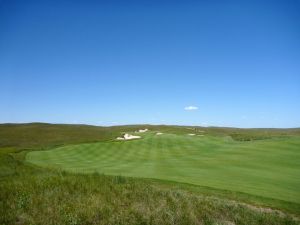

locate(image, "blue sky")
[[1, 0, 299, 127]]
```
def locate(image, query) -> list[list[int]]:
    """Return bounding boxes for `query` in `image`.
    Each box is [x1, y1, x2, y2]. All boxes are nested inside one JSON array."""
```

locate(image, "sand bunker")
[[188, 133, 196, 136], [137, 128, 148, 133], [156, 132, 163, 135], [116, 133, 141, 140]]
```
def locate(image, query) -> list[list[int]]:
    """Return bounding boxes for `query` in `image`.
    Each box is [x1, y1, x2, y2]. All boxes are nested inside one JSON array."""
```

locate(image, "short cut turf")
[[26, 131, 300, 204]]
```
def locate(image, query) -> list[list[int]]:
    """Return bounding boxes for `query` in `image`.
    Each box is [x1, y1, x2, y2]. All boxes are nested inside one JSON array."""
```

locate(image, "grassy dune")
[[1, 123, 300, 224]]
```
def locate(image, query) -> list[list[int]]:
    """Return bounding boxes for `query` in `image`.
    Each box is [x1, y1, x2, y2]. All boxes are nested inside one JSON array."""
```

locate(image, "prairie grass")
[[1, 166, 299, 225]]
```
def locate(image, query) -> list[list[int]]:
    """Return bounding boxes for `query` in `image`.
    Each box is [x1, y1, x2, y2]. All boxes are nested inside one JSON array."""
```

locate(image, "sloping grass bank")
[[1, 159, 299, 225]]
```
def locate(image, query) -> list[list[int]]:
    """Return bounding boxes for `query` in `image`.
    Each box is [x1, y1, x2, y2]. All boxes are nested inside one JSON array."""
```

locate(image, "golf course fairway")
[[26, 132, 300, 204]]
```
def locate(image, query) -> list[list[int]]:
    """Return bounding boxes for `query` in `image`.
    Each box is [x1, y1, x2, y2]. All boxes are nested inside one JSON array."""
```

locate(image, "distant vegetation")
[[1, 123, 300, 225], [1, 123, 299, 149]]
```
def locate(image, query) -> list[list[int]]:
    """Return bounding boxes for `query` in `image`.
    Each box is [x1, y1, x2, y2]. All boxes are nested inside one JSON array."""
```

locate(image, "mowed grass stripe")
[[26, 132, 300, 204]]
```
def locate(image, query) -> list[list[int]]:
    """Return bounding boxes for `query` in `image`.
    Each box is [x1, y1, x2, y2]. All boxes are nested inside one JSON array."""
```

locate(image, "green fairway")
[[26, 131, 300, 204]]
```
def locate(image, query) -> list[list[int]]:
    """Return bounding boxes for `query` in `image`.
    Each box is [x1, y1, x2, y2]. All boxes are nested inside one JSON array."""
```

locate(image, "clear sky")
[[1, 0, 299, 128]]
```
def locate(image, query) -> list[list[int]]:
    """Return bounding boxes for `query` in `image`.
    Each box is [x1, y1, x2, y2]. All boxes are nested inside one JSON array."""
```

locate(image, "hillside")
[[1, 123, 299, 149], [1, 123, 300, 225]]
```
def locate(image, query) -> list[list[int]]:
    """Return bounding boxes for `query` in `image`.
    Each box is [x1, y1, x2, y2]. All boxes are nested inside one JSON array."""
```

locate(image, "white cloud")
[[184, 106, 198, 111]]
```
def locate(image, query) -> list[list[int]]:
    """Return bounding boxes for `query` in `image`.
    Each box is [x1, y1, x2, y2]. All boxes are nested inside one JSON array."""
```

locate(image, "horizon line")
[[1, 121, 299, 129]]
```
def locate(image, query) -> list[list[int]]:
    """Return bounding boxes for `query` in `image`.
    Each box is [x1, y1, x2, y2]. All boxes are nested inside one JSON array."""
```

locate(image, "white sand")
[[116, 133, 141, 140], [156, 132, 163, 135], [188, 133, 196, 136], [138, 128, 148, 133]]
